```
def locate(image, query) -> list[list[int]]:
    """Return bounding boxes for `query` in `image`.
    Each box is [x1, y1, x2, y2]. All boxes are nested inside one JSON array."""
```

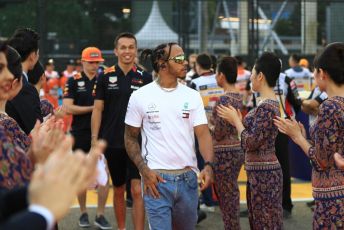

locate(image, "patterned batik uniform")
[[0, 113, 31, 152], [0, 126, 33, 189], [40, 99, 54, 117], [309, 96, 344, 229], [242, 99, 283, 230], [212, 92, 244, 230]]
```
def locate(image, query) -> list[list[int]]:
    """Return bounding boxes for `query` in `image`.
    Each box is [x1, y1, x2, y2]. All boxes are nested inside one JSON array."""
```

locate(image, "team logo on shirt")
[[76, 81, 86, 92], [182, 102, 190, 119], [109, 76, 117, 83], [108, 76, 118, 90], [148, 103, 156, 111]]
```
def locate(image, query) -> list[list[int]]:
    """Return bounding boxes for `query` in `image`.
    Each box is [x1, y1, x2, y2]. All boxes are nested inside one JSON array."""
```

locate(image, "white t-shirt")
[[63, 70, 77, 78], [125, 81, 208, 171], [191, 74, 223, 124], [191, 74, 217, 91], [236, 69, 251, 94], [45, 70, 59, 79], [285, 66, 312, 79], [285, 66, 313, 91]]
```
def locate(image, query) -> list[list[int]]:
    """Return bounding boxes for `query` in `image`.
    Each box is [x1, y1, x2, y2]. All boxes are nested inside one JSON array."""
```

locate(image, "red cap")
[[81, 47, 104, 62]]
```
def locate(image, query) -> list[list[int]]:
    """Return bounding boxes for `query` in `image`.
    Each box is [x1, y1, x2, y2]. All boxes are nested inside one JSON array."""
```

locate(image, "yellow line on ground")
[[75, 182, 313, 207]]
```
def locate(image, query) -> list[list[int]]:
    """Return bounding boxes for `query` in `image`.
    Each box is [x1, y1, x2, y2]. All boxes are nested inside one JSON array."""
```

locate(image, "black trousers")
[[275, 132, 293, 212]]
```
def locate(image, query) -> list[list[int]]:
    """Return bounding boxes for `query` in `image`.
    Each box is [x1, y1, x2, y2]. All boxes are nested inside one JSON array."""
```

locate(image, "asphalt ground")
[[58, 202, 314, 230]]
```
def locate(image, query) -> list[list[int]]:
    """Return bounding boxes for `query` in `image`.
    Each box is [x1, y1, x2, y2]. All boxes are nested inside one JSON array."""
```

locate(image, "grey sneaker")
[[94, 215, 112, 229], [78, 213, 90, 228]]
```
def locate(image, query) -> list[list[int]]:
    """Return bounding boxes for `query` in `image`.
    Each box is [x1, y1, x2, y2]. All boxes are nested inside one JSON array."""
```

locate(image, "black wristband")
[[204, 161, 215, 169]]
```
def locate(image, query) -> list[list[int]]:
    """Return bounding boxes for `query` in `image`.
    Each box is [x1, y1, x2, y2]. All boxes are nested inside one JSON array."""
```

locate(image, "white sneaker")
[[200, 204, 215, 212]]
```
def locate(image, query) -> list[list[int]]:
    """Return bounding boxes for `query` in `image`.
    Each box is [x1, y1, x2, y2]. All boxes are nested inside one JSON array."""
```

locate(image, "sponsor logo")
[[137, 69, 144, 76], [148, 103, 156, 111], [77, 81, 85, 87], [109, 76, 117, 83], [182, 112, 190, 118], [90, 52, 99, 57], [131, 78, 143, 85], [131, 85, 140, 90]]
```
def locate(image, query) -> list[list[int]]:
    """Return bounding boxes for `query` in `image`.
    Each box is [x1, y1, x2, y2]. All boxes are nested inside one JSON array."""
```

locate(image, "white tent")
[[135, 1, 178, 48]]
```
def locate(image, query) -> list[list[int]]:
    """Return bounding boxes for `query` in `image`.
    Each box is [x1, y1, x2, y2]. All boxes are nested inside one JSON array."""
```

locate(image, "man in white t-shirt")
[[44, 59, 59, 80], [235, 56, 251, 96], [285, 54, 313, 79], [124, 43, 214, 230], [285, 54, 313, 92]]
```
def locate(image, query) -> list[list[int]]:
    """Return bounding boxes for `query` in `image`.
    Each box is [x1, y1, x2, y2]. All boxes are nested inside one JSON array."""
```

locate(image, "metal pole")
[[197, 1, 202, 53], [260, 0, 288, 52], [201, 1, 208, 53], [209, 1, 221, 53], [36, 0, 46, 59]]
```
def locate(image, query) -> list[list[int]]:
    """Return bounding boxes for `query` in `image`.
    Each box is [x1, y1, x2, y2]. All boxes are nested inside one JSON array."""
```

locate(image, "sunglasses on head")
[[167, 54, 186, 64]]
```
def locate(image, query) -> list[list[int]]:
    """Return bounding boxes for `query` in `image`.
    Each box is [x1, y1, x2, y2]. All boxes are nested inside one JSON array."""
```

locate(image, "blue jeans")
[[143, 170, 198, 230]]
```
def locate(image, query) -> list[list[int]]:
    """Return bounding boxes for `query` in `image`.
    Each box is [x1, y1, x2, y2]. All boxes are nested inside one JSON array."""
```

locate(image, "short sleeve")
[[314, 92, 328, 104], [63, 77, 75, 99], [125, 92, 143, 128], [95, 74, 105, 100], [192, 93, 208, 127]]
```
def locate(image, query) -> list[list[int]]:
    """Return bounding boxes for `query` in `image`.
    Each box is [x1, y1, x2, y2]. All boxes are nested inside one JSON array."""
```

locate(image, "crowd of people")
[[0, 26, 343, 230]]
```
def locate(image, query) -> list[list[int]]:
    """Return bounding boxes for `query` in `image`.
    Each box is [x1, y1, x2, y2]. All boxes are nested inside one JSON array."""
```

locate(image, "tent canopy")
[[135, 1, 178, 49]]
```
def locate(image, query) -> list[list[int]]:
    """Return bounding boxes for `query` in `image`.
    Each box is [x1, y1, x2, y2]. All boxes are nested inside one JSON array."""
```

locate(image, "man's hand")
[[141, 166, 165, 199], [198, 165, 214, 191]]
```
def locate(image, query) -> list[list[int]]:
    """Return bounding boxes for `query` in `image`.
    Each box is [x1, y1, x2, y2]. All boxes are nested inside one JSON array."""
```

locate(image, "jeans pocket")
[[186, 172, 198, 189]]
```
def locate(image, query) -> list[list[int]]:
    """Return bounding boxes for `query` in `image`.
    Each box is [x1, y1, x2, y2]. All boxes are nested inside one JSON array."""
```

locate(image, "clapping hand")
[[334, 153, 344, 169], [273, 117, 304, 142], [216, 104, 242, 126], [29, 137, 106, 221], [29, 117, 65, 164]]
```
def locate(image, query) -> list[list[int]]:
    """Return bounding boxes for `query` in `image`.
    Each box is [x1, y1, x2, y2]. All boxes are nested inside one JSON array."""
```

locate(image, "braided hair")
[[141, 42, 177, 73]]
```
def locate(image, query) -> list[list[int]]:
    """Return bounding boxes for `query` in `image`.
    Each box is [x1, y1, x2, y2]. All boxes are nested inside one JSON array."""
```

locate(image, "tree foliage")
[[0, 0, 93, 40]]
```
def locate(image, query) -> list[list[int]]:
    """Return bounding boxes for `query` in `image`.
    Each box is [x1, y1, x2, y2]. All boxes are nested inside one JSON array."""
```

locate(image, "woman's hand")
[[334, 153, 344, 169], [273, 117, 304, 143], [216, 104, 241, 126], [29, 117, 66, 164], [298, 121, 307, 139]]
